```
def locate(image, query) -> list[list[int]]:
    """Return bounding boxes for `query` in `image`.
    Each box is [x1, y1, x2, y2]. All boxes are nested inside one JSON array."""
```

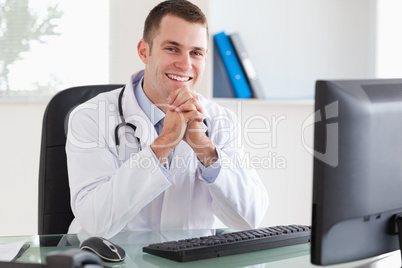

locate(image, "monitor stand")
[[395, 214, 402, 267], [354, 214, 402, 268]]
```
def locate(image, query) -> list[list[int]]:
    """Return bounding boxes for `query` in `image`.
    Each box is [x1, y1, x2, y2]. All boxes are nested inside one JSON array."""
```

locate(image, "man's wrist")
[[151, 137, 174, 165], [194, 142, 218, 167]]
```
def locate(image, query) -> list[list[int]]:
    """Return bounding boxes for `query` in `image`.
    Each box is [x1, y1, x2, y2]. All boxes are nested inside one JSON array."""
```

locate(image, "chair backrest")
[[38, 84, 123, 235]]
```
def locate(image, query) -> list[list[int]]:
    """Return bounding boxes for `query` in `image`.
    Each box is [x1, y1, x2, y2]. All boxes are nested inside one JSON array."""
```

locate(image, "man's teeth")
[[167, 74, 190, 82]]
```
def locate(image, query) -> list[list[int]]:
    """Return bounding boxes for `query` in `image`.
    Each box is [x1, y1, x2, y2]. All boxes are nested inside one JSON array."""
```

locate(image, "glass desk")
[[0, 229, 400, 267]]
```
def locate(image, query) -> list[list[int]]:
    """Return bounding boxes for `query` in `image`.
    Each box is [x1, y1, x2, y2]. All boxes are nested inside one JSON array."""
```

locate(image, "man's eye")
[[192, 51, 202, 56], [166, 47, 176, 52]]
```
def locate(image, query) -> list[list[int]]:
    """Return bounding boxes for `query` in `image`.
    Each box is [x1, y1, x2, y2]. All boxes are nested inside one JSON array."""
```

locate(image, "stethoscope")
[[115, 86, 142, 159], [114, 85, 209, 160]]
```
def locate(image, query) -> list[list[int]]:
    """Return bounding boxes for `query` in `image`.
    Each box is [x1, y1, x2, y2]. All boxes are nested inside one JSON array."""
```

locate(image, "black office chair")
[[38, 84, 123, 235]]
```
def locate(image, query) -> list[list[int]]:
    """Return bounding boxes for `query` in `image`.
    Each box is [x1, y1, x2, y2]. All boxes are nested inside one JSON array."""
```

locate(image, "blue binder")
[[213, 40, 235, 98], [213, 32, 252, 98]]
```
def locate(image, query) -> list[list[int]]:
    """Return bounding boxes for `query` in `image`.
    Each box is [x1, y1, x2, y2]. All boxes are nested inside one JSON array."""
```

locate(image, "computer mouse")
[[80, 236, 126, 262]]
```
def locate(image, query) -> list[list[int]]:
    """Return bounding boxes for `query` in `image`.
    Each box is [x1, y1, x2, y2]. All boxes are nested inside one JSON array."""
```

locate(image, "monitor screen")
[[311, 79, 402, 265]]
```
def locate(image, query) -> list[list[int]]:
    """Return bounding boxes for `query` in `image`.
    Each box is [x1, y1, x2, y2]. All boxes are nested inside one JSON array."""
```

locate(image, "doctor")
[[66, 0, 268, 238]]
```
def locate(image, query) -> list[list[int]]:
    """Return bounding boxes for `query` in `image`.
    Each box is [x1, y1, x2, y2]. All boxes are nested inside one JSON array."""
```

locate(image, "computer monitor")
[[311, 79, 402, 266]]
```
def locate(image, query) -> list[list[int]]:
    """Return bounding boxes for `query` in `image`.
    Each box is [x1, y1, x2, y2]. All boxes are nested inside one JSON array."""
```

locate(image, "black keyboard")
[[142, 225, 311, 262]]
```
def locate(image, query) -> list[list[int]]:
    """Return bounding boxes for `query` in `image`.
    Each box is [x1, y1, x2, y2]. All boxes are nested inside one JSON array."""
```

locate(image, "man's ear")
[[137, 39, 149, 64]]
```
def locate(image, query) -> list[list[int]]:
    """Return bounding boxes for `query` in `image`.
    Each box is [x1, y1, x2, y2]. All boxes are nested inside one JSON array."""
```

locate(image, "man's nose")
[[175, 53, 191, 71]]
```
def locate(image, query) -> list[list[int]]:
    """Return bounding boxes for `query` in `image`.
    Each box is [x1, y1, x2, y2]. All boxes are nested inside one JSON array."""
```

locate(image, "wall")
[[0, 101, 47, 236], [215, 100, 315, 227]]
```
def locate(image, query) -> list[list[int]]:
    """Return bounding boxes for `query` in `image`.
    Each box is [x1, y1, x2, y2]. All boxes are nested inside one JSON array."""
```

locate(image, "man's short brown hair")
[[143, 0, 208, 51]]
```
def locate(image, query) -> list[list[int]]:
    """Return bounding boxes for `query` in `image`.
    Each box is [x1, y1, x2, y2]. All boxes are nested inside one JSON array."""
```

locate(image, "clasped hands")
[[151, 86, 218, 167]]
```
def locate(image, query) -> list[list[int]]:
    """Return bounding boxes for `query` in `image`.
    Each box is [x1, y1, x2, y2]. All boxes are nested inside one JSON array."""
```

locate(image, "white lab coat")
[[66, 70, 268, 238]]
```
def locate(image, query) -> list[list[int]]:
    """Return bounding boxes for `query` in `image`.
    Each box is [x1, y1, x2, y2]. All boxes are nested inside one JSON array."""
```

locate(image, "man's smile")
[[166, 73, 193, 82]]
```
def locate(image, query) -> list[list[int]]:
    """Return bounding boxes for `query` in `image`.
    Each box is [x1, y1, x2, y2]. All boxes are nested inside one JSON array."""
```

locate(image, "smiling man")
[[66, 0, 268, 238]]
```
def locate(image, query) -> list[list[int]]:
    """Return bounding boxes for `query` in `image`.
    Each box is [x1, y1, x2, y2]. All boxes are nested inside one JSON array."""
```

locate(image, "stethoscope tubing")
[[115, 86, 141, 152]]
